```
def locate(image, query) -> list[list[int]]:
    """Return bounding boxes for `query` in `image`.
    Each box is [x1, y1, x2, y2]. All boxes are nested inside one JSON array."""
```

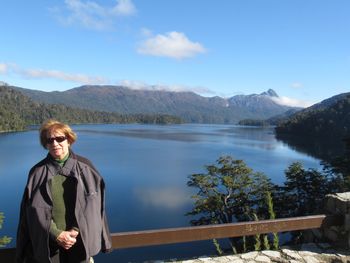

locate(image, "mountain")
[[11, 85, 299, 124], [228, 89, 296, 117], [0, 86, 182, 132], [274, 92, 350, 161], [275, 92, 350, 138], [238, 108, 302, 127]]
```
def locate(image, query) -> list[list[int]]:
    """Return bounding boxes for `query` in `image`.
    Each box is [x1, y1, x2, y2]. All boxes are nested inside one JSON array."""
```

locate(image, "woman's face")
[[46, 130, 70, 160]]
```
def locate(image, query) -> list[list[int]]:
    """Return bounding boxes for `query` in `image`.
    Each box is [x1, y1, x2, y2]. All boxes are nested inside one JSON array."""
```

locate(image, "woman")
[[16, 119, 112, 263]]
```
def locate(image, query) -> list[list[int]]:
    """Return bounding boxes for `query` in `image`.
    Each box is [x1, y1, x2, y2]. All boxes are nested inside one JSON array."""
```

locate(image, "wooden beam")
[[0, 214, 342, 261], [111, 214, 342, 249]]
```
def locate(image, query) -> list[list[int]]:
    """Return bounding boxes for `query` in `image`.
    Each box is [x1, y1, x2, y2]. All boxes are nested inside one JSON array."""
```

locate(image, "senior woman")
[[16, 119, 112, 263]]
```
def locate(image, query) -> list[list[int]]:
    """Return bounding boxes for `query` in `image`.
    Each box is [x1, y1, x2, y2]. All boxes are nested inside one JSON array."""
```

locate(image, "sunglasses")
[[47, 136, 67, 144]]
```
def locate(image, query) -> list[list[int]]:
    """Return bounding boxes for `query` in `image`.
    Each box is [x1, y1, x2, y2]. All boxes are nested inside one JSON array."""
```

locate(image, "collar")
[[46, 151, 78, 178]]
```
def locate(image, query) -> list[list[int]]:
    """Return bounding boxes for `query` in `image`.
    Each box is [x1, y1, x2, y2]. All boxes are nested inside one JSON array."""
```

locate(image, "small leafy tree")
[[266, 191, 279, 250], [0, 212, 11, 247], [186, 156, 274, 252], [275, 162, 333, 218], [252, 213, 261, 251], [273, 162, 335, 244]]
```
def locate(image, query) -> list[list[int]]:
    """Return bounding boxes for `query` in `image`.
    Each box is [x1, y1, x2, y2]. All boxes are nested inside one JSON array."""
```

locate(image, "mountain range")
[[9, 84, 299, 124], [0, 85, 182, 132]]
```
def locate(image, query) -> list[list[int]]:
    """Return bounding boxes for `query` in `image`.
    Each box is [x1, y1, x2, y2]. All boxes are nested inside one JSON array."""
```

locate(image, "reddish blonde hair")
[[39, 119, 77, 149]]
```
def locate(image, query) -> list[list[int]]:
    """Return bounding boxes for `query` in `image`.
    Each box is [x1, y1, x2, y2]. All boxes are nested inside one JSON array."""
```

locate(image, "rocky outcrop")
[[161, 243, 350, 263]]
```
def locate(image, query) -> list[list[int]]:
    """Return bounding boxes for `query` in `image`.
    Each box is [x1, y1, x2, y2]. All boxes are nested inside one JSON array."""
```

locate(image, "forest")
[[0, 86, 182, 132], [275, 95, 350, 139]]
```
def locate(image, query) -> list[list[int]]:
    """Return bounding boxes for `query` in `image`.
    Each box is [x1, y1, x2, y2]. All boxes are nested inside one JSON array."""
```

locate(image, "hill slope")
[[275, 92, 350, 139], [12, 85, 298, 124], [0, 86, 181, 132]]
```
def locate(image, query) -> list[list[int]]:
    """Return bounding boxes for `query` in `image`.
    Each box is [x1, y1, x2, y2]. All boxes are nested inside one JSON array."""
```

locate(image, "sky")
[[1, 0, 350, 107]]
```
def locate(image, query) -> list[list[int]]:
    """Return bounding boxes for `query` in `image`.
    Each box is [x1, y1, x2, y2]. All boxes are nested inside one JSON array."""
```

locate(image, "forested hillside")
[[12, 85, 298, 124], [275, 93, 350, 139], [0, 86, 182, 132]]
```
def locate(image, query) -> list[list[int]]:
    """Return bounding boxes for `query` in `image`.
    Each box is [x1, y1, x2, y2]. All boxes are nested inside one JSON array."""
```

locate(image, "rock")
[[254, 255, 271, 262], [281, 249, 303, 260], [303, 256, 320, 263], [240, 252, 258, 260], [261, 250, 281, 258], [163, 244, 350, 263]]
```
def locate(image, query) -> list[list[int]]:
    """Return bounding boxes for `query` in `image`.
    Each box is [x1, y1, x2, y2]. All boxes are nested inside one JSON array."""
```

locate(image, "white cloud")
[[52, 0, 136, 30], [291, 82, 303, 89], [0, 63, 107, 85], [1, 63, 215, 94], [0, 63, 8, 74], [271, 96, 314, 108], [137, 31, 207, 59], [111, 0, 136, 16], [21, 68, 107, 84], [119, 79, 215, 95]]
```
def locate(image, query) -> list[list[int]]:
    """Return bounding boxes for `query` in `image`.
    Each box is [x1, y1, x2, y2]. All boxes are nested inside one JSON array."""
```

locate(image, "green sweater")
[[49, 154, 78, 239]]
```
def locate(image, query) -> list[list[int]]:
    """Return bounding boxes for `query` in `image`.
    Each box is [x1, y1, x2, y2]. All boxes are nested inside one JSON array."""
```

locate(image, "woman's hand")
[[56, 229, 79, 250]]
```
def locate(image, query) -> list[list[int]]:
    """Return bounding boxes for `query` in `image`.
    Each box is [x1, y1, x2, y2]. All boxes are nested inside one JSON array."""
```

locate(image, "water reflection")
[[76, 125, 280, 152], [133, 186, 191, 209], [218, 126, 275, 141], [275, 133, 346, 163]]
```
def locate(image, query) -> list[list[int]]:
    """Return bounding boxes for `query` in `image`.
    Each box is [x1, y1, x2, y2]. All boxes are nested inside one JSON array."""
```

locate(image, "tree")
[[273, 162, 336, 244], [275, 162, 334, 219], [322, 136, 350, 191], [186, 156, 274, 252]]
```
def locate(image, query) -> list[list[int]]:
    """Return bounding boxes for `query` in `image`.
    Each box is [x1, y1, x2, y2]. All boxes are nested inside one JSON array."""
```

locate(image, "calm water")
[[0, 124, 322, 262]]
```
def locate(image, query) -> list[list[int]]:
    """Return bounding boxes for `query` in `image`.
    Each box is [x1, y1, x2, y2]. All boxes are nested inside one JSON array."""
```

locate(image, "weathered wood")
[[0, 214, 342, 260], [111, 214, 342, 249]]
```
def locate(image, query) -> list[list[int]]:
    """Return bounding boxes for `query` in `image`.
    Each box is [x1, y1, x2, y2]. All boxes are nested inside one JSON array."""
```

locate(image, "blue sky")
[[1, 0, 349, 107]]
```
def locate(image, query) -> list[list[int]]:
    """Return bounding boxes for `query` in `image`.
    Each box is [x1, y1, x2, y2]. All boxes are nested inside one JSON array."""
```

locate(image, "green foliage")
[[212, 239, 223, 256], [266, 191, 279, 250], [230, 244, 237, 255], [0, 212, 11, 247], [322, 136, 350, 191], [186, 156, 274, 252], [271, 162, 339, 244], [252, 194, 278, 252], [252, 213, 261, 251], [0, 86, 182, 132], [274, 162, 335, 218], [275, 94, 350, 140], [186, 154, 347, 253], [263, 235, 270, 250]]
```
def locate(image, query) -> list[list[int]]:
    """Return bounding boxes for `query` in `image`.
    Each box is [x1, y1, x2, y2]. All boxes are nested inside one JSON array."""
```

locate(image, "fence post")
[[324, 192, 350, 248]]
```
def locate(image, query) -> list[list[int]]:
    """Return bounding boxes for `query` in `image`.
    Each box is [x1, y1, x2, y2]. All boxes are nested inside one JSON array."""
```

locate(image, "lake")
[[0, 124, 322, 262]]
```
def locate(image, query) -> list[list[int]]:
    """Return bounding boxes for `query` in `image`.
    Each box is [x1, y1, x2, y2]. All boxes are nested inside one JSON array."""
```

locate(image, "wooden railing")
[[110, 214, 342, 248], [0, 214, 343, 262]]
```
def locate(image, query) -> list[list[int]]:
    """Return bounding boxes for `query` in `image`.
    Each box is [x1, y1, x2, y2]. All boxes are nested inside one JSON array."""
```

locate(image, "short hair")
[[39, 119, 77, 149]]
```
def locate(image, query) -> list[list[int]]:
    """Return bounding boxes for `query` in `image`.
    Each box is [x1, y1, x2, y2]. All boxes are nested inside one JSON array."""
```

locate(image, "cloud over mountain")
[[271, 96, 314, 108]]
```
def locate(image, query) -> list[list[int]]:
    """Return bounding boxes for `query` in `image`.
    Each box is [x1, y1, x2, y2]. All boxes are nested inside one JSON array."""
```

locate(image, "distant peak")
[[260, 89, 278, 97]]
